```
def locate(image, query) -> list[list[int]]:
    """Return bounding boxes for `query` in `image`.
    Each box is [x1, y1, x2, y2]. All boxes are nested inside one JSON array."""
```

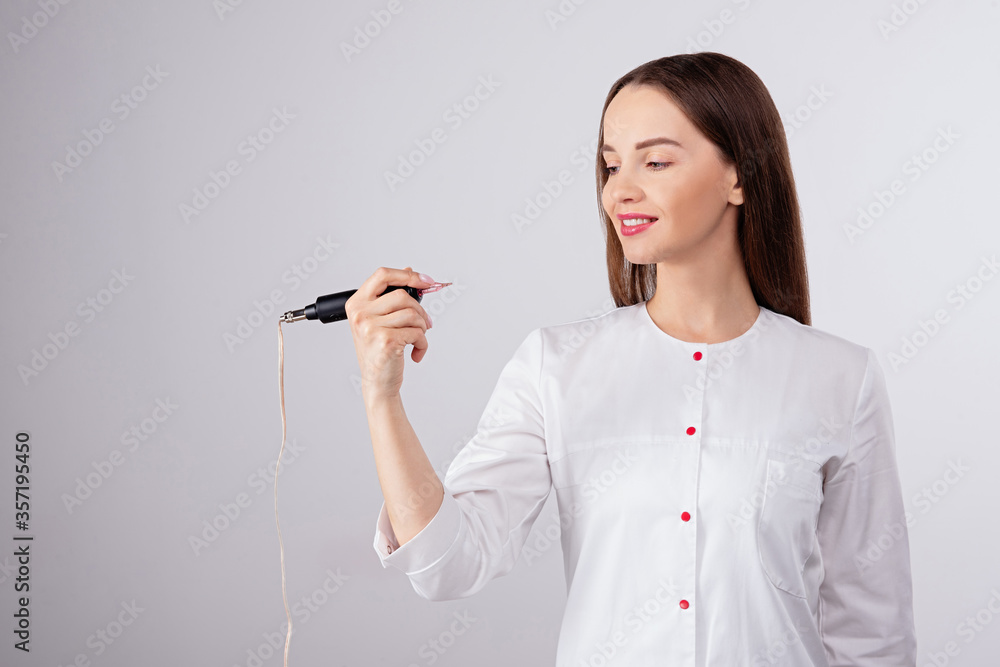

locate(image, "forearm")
[[365, 392, 444, 547]]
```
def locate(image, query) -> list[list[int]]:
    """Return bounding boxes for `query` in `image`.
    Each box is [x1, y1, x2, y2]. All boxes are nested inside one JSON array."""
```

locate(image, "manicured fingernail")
[[427, 314, 433, 328], [418, 273, 434, 283]]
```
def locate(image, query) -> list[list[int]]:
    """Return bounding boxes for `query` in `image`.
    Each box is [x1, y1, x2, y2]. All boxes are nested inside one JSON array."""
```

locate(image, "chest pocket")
[[757, 457, 824, 599]]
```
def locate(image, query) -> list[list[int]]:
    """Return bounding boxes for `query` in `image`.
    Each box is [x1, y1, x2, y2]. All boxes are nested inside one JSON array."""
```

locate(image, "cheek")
[[668, 169, 724, 217]]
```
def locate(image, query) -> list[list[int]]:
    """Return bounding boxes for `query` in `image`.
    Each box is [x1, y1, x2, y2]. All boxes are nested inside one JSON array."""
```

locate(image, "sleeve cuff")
[[372, 485, 464, 576]]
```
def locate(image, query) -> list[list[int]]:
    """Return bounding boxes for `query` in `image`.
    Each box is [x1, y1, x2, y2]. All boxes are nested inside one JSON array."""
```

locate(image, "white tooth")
[[624, 218, 654, 226]]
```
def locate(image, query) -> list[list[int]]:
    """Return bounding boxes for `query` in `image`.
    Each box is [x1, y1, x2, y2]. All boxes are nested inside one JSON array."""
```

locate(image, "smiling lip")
[[618, 213, 658, 236]]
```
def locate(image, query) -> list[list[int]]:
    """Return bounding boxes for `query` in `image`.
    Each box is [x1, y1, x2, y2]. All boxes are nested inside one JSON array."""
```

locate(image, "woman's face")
[[600, 84, 743, 267]]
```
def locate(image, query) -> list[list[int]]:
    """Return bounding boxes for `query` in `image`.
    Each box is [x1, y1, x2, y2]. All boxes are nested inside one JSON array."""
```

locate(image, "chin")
[[620, 235, 686, 266], [622, 250, 659, 266], [619, 239, 666, 266]]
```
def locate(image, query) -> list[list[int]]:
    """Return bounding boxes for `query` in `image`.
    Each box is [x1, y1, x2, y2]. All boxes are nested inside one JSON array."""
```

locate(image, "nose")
[[605, 164, 643, 206]]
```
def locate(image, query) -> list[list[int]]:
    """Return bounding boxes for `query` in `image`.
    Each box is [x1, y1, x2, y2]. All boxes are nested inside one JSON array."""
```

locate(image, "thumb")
[[403, 266, 435, 286]]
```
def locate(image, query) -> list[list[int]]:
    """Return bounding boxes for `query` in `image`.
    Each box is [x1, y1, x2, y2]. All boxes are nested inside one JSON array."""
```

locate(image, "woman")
[[347, 52, 916, 666]]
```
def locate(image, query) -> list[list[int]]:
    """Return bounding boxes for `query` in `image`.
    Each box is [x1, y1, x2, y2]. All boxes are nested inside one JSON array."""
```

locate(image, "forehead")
[[602, 84, 691, 141]]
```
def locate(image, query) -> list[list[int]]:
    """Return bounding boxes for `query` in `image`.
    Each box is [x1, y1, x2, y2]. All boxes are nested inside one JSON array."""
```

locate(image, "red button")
[[679, 600, 689, 609], [693, 351, 702, 361], [686, 426, 696, 435], [681, 511, 691, 522]]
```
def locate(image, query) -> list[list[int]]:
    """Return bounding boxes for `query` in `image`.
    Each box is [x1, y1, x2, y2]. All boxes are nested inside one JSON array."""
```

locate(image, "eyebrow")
[[600, 137, 683, 154]]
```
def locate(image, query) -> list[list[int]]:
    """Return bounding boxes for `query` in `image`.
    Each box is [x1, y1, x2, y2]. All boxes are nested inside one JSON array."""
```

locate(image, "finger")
[[410, 330, 429, 363], [357, 266, 436, 302], [364, 283, 433, 329], [370, 307, 429, 335]]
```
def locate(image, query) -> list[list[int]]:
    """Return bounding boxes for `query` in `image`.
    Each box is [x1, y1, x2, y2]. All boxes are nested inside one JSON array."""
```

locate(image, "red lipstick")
[[618, 213, 658, 237]]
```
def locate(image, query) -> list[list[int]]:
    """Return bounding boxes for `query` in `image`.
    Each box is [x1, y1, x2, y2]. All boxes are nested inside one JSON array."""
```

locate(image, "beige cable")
[[276, 320, 292, 665]]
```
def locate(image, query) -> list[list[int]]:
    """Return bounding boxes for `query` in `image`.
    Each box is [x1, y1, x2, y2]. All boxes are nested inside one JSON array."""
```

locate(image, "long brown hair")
[[596, 52, 811, 326]]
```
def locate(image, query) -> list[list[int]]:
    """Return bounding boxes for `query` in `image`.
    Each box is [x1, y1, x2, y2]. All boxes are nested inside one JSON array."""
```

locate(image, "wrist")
[[363, 390, 402, 412]]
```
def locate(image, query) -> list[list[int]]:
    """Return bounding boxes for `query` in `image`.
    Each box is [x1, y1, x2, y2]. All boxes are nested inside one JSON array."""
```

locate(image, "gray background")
[[1, 0, 998, 665]]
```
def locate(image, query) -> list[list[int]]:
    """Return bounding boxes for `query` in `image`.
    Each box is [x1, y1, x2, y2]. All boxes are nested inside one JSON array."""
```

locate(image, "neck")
[[645, 240, 759, 345]]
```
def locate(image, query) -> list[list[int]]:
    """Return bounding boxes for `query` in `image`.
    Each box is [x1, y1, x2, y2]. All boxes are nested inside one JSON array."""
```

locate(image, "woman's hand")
[[345, 266, 436, 402]]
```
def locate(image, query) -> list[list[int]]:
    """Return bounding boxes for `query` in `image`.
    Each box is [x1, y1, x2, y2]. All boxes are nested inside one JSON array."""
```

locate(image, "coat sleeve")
[[372, 327, 552, 601], [816, 346, 917, 665]]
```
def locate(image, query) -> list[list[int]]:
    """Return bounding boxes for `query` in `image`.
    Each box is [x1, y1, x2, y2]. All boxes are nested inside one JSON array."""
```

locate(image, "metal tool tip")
[[419, 282, 452, 295]]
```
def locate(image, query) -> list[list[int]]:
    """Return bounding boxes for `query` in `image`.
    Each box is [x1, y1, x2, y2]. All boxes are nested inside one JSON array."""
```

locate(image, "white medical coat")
[[373, 301, 917, 666]]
